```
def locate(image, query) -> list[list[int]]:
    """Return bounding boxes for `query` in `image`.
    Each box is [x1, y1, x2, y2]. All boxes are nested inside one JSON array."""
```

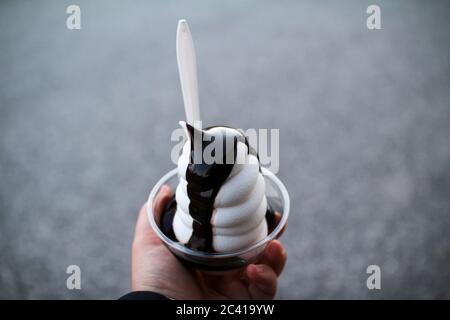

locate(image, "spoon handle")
[[176, 19, 201, 127]]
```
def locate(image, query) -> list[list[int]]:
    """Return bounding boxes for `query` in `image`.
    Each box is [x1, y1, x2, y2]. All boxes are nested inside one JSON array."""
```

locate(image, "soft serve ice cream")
[[165, 122, 275, 253]]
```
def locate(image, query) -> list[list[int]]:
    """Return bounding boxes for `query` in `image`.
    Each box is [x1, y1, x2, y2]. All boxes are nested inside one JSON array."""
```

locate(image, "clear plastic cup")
[[147, 167, 290, 272]]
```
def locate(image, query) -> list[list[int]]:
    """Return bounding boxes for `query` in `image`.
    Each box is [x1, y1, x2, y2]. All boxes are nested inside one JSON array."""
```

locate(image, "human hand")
[[131, 185, 287, 299]]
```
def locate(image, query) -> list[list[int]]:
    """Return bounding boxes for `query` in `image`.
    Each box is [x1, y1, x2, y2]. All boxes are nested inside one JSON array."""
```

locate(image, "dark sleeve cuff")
[[119, 291, 171, 300]]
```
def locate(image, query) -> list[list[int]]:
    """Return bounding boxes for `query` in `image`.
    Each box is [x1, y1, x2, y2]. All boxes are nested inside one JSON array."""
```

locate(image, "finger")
[[200, 268, 242, 288], [152, 185, 173, 222], [134, 185, 172, 245], [274, 212, 288, 238], [259, 240, 287, 276], [274, 212, 281, 225], [246, 264, 278, 299]]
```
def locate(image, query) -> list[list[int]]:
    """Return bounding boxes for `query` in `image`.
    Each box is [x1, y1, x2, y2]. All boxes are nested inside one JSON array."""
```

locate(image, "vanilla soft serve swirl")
[[172, 122, 269, 252]]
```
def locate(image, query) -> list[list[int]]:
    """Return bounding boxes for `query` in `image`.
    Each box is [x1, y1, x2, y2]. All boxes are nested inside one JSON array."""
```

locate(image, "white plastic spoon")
[[176, 19, 201, 128]]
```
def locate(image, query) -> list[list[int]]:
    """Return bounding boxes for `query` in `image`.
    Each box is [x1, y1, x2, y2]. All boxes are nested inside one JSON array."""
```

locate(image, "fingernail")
[[254, 265, 264, 274], [268, 241, 278, 256]]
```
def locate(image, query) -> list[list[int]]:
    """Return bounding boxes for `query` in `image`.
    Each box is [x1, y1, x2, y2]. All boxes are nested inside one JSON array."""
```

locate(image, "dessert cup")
[[147, 167, 289, 272]]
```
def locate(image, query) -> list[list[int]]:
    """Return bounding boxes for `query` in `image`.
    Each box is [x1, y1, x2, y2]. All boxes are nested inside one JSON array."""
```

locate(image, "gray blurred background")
[[1, 0, 449, 299]]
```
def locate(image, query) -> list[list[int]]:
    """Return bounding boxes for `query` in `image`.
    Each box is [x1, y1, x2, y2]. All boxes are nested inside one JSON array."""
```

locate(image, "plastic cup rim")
[[147, 167, 290, 258]]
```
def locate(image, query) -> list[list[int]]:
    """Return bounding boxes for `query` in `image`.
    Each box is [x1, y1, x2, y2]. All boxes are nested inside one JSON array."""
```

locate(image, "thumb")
[[133, 185, 172, 247]]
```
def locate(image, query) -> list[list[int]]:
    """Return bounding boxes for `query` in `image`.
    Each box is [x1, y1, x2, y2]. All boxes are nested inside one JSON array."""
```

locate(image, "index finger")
[[134, 185, 173, 243], [259, 240, 287, 276]]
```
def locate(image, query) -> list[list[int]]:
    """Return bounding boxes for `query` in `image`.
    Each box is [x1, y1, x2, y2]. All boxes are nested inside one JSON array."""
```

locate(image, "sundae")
[[160, 123, 276, 253]]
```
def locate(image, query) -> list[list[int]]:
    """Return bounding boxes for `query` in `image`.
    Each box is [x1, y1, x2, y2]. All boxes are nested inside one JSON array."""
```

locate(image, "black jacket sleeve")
[[119, 291, 170, 300]]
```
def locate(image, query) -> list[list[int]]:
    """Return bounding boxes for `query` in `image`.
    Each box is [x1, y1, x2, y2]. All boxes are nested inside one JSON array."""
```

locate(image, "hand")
[[131, 185, 287, 300]]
